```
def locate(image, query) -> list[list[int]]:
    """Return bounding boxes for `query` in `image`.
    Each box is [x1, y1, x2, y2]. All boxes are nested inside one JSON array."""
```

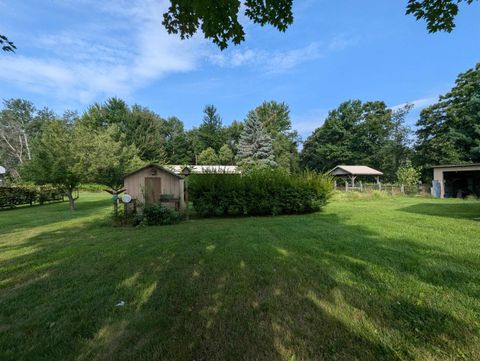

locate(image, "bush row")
[[0, 186, 65, 208], [189, 169, 334, 217]]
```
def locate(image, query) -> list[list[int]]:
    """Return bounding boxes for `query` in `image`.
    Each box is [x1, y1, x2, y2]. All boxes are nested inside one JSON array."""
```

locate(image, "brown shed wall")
[[123, 166, 185, 209]]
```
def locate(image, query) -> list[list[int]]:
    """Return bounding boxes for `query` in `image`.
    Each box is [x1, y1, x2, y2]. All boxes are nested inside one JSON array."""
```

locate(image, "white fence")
[[335, 181, 427, 195]]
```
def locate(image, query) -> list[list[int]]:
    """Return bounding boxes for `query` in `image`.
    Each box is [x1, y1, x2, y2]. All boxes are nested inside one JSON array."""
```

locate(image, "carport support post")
[[184, 180, 189, 220]]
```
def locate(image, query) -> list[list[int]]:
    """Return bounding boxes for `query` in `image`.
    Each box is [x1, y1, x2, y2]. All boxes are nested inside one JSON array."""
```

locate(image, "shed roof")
[[328, 165, 383, 176], [123, 164, 184, 179]]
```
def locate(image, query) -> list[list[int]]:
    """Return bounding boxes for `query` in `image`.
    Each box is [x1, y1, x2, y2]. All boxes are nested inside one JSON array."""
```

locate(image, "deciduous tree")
[[414, 63, 480, 179], [22, 120, 80, 210], [0, 99, 55, 177], [198, 147, 219, 165], [218, 144, 234, 165]]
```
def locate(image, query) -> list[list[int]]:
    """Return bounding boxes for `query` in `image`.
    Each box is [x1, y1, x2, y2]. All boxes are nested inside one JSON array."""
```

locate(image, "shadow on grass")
[[0, 211, 478, 360], [0, 197, 111, 236], [400, 201, 480, 220]]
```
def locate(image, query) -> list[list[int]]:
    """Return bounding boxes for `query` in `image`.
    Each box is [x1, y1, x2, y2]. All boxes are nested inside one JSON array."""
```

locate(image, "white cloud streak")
[[210, 35, 356, 73], [391, 96, 438, 111]]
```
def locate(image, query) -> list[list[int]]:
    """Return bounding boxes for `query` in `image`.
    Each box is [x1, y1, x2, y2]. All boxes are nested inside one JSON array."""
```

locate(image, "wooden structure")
[[123, 164, 186, 210], [0, 165, 5, 187], [432, 163, 480, 198], [329, 165, 383, 190]]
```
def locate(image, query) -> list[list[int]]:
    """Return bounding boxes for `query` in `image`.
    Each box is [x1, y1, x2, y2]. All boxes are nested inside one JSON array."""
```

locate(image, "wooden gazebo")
[[328, 165, 383, 190]]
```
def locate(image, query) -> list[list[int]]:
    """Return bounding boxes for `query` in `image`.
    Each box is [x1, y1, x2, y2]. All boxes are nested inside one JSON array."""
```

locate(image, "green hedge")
[[189, 169, 334, 217], [78, 183, 106, 192], [0, 186, 65, 208]]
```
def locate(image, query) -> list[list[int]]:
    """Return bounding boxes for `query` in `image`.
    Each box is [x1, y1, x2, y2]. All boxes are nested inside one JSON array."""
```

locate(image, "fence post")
[[360, 181, 363, 192], [345, 180, 348, 192], [401, 184, 405, 194]]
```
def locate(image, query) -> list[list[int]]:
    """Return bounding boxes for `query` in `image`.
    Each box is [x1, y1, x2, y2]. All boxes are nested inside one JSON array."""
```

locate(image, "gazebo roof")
[[328, 165, 383, 176]]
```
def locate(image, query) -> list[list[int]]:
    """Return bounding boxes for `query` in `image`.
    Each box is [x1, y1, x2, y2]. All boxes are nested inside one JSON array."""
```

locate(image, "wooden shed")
[[123, 164, 186, 210]]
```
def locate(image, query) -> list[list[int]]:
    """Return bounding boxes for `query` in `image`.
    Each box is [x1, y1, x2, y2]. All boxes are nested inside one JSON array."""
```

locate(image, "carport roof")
[[432, 163, 480, 169]]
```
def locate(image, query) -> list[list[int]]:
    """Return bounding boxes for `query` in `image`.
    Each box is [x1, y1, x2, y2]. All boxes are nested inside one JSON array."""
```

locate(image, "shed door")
[[145, 177, 162, 205]]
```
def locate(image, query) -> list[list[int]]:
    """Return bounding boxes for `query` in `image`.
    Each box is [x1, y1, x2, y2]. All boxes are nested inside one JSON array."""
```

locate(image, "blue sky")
[[1, 0, 479, 138]]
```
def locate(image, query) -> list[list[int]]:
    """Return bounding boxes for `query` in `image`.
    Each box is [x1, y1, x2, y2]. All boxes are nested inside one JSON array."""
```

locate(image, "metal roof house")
[[432, 163, 480, 198], [328, 165, 383, 188], [166, 165, 240, 174]]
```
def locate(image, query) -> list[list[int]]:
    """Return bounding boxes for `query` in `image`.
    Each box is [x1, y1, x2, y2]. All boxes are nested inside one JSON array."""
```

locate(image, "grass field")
[[0, 193, 479, 361]]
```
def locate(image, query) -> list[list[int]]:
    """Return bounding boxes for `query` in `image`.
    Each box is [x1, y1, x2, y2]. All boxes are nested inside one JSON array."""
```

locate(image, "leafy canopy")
[[300, 100, 412, 181], [414, 62, 480, 178], [396, 161, 421, 187], [406, 0, 478, 33], [162, 0, 293, 50], [0, 34, 16, 52]]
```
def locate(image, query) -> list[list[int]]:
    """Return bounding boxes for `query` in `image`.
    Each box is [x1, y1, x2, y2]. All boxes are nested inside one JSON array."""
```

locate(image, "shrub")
[[0, 186, 64, 208], [189, 169, 333, 217], [143, 204, 181, 225], [396, 161, 421, 188], [111, 208, 143, 227]]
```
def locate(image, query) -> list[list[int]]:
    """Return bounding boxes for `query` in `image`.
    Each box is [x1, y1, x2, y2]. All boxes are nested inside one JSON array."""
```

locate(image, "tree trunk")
[[66, 188, 76, 211]]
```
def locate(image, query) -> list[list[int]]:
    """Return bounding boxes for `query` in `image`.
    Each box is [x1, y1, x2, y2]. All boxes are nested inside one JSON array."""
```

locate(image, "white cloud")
[[0, 0, 205, 103], [210, 35, 356, 73], [391, 96, 438, 111]]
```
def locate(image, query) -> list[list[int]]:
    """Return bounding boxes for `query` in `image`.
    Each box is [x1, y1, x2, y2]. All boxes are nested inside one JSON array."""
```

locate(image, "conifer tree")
[[237, 111, 276, 169]]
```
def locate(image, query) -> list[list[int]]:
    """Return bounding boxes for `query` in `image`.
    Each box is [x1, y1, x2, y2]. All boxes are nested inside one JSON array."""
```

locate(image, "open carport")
[[432, 164, 480, 198]]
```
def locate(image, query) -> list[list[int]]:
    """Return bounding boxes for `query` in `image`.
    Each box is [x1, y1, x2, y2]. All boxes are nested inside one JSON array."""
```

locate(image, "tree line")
[[1, 62, 479, 205]]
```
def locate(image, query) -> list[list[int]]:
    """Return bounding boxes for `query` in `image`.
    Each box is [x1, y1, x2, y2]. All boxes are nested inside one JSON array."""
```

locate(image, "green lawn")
[[1, 193, 479, 361]]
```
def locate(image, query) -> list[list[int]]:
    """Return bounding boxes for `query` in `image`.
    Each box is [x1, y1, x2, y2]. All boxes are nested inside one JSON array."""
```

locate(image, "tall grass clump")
[[189, 169, 334, 217]]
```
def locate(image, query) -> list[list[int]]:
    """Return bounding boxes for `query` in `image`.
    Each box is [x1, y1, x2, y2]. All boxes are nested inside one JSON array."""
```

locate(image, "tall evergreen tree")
[[237, 111, 276, 169], [197, 105, 225, 152], [252, 101, 300, 171]]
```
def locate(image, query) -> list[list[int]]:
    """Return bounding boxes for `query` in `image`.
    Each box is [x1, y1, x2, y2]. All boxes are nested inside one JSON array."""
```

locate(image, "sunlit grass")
[[0, 192, 479, 360]]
